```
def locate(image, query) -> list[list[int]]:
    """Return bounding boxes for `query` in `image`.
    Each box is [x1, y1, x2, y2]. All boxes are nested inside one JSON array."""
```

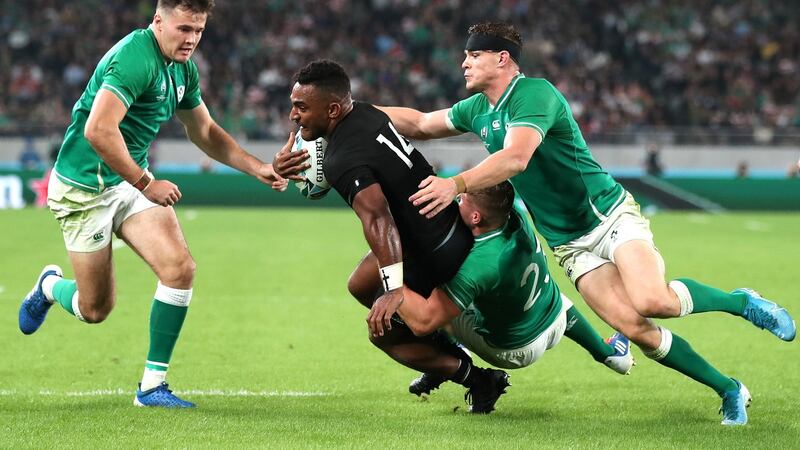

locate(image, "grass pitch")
[[1, 207, 798, 448]]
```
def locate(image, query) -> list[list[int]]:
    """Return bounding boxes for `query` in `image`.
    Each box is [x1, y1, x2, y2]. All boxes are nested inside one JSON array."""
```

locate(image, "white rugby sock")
[[140, 367, 167, 392], [41, 275, 59, 302]]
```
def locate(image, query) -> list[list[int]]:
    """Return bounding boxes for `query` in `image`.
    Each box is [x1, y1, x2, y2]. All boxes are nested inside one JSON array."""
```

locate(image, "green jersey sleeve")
[[100, 45, 153, 109], [179, 60, 202, 110], [506, 80, 562, 140], [442, 256, 487, 311], [448, 93, 484, 133]]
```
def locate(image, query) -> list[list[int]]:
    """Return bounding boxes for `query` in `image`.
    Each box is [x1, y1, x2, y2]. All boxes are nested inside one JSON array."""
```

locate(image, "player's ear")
[[328, 102, 341, 119], [470, 210, 482, 226], [497, 51, 510, 67]]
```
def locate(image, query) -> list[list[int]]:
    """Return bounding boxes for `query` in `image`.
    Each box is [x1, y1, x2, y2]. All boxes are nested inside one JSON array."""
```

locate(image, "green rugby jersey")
[[442, 206, 562, 349], [448, 74, 624, 247], [54, 27, 202, 192]]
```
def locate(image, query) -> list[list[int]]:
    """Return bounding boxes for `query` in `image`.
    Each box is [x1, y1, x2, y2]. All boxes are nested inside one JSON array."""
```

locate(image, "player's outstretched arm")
[[177, 103, 287, 191], [351, 183, 405, 337], [410, 126, 542, 218], [85, 89, 181, 206], [397, 286, 461, 336], [376, 106, 462, 140]]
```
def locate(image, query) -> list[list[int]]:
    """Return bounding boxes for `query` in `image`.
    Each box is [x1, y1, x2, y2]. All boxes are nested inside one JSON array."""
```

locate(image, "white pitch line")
[[1, 389, 332, 397], [744, 220, 769, 232]]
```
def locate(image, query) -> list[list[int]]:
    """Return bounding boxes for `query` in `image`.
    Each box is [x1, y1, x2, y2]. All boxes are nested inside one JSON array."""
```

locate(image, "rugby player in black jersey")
[[274, 60, 509, 413]]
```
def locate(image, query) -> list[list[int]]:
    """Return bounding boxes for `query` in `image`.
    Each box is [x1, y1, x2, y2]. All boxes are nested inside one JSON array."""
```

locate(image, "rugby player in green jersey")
[[380, 22, 795, 425], [396, 182, 634, 409], [18, 0, 289, 408]]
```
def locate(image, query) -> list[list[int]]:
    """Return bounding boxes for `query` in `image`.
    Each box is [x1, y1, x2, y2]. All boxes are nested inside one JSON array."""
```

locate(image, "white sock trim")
[[643, 326, 673, 361], [42, 275, 59, 302], [669, 280, 693, 316], [71, 292, 86, 322], [154, 282, 193, 307], [146, 360, 169, 368], [141, 367, 167, 391]]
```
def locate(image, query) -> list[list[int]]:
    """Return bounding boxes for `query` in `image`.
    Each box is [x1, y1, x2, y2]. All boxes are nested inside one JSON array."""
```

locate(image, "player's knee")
[[81, 302, 113, 323], [159, 256, 196, 287], [368, 331, 391, 349], [617, 321, 660, 349], [77, 291, 115, 323], [347, 275, 376, 308], [631, 292, 676, 318]]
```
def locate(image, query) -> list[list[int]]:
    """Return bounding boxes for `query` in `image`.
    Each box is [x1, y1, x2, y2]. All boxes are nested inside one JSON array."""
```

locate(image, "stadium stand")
[[1, 0, 798, 144]]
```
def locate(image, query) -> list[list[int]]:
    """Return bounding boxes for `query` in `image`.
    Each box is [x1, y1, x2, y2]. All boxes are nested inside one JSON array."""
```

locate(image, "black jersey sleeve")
[[329, 165, 378, 207]]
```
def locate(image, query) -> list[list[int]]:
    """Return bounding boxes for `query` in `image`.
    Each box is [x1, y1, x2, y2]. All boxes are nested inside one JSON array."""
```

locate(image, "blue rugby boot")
[[735, 288, 796, 341], [719, 378, 751, 426], [134, 383, 195, 408], [19, 265, 63, 335], [604, 332, 635, 375]]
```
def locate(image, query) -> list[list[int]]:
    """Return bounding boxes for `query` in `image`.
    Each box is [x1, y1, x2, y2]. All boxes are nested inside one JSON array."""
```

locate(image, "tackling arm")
[[397, 286, 462, 336], [376, 106, 462, 140], [459, 126, 542, 191], [411, 126, 542, 218]]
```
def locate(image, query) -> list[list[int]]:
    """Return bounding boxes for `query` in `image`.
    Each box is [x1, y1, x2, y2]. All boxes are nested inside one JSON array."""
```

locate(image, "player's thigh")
[[448, 309, 529, 369], [117, 205, 194, 288], [576, 263, 661, 349], [68, 245, 115, 310], [347, 251, 381, 307], [613, 239, 675, 316]]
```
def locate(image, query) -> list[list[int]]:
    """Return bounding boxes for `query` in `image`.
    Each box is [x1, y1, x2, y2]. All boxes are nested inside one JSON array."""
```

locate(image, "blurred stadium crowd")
[[1, 0, 797, 143]]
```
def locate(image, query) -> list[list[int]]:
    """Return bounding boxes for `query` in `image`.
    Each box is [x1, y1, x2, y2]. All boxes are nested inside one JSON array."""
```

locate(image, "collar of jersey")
[[474, 219, 510, 243], [145, 26, 174, 68], [490, 73, 525, 112]]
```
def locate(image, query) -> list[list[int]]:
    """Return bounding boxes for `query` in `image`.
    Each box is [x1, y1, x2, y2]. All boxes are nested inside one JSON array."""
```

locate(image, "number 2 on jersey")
[[376, 122, 414, 168], [520, 262, 549, 311]]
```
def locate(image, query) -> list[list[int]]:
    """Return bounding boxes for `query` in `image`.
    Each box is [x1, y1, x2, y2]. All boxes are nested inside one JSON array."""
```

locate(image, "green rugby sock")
[[646, 328, 737, 395], [52, 279, 79, 316], [563, 306, 614, 362], [142, 283, 192, 391], [146, 300, 189, 370], [670, 278, 747, 316]]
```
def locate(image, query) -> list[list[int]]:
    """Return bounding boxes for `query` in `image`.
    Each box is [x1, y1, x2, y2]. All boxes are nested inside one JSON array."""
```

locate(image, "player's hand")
[[143, 179, 182, 207], [409, 175, 457, 219], [254, 163, 289, 191], [272, 131, 310, 181], [367, 288, 404, 337]]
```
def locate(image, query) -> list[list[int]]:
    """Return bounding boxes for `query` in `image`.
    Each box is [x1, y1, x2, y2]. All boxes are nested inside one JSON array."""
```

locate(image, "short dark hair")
[[470, 181, 515, 227], [293, 60, 351, 98], [468, 22, 522, 47], [157, 0, 215, 14]]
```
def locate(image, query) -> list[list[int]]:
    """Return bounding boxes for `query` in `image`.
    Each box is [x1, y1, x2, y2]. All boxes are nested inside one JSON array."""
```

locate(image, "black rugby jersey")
[[324, 102, 464, 257]]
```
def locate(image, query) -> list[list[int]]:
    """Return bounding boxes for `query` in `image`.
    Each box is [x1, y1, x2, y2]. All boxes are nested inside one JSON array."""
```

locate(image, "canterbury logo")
[[92, 231, 104, 242]]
